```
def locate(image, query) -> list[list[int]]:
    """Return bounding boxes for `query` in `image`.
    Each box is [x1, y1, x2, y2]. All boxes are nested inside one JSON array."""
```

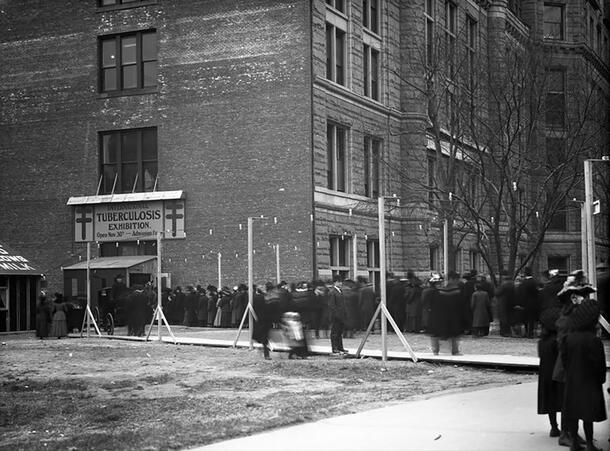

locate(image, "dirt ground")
[[0, 332, 541, 451]]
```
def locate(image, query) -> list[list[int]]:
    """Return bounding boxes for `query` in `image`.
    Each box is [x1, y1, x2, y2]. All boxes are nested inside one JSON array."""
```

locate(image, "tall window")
[[430, 245, 440, 271], [424, 0, 435, 66], [444, 1, 457, 78], [546, 69, 565, 128], [330, 235, 351, 280], [99, 128, 158, 194], [589, 16, 595, 47], [326, 0, 345, 13], [465, 17, 477, 90], [326, 22, 346, 85], [363, 44, 380, 100], [100, 30, 157, 93], [363, 0, 379, 34], [327, 122, 347, 192], [543, 4, 564, 40], [366, 239, 380, 288], [364, 136, 381, 197]]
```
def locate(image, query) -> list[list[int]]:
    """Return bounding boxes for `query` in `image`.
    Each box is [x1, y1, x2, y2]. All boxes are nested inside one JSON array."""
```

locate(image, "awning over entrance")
[[0, 242, 43, 276], [62, 256, 156, 271]]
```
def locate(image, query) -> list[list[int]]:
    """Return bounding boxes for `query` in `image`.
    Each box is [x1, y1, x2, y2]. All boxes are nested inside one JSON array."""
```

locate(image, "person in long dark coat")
[[217, 287, 232, 328], [231, 284, 247, 328], [537, 303, 564, 438], [183, 285, 199, 327], [494, 276, 515, 337], [206, 286, 218, 326], [35, 292, 51, 339], [516, 267, 541, 338], [328, 276, 348, 354], [428, 271, 467, 355], [421, 274, 442, 333], [128, 285, 148, 336], [358, 277, 377, 332], [342, 280, 359, 338], [50, 293, 68, 339], [470, 282, 492, 337], [253, 285, 272, 359], [388, 277, 406, 332], [556, 283, 606, 451], [196, 285, 208, 327], [404, 273, 423, 333]]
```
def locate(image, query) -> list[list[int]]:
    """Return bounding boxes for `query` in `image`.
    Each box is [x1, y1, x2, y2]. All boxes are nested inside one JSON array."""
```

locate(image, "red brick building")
[[1, 0, 608, 300]]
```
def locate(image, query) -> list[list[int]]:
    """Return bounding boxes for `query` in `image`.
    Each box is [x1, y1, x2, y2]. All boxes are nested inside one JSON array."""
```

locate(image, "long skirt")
[[50, 312, 68, 338], [213, 308, 222, 327]]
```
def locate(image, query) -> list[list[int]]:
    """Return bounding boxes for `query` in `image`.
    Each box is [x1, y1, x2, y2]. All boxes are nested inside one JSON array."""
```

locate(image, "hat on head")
[[557, 276, 596, 301]]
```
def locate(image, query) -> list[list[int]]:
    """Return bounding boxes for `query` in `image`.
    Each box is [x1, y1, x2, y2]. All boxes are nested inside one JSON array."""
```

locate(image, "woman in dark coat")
[[206, 286, 218, 326], [50, 293, 68, 338], [35, 292, 51, 339], [218, 287, 232, 328], [537, 304, 563, 438], [470, 282, 492, 337], [557, 283, 606, 451]]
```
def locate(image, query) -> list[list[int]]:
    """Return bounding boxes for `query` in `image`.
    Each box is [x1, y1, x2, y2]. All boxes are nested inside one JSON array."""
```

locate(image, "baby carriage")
[[281, 311, 308, 359]]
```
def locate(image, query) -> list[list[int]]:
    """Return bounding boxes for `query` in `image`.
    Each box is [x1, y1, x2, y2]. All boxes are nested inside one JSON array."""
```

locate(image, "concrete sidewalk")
[[191, 381, 610, 451]]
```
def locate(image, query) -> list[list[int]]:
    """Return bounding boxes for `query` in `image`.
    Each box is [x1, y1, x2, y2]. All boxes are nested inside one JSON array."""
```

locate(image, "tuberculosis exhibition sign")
[[67, 191, 185, 242]]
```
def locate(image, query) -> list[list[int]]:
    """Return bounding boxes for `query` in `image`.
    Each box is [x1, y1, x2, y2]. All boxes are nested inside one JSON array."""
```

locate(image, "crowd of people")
[[35, 291, 68, 339]]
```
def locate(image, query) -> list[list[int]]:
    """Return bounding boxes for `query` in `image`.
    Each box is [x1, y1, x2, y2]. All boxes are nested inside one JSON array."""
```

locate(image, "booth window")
[[99, 30, 157, 94], [99, 127, 158, 194]]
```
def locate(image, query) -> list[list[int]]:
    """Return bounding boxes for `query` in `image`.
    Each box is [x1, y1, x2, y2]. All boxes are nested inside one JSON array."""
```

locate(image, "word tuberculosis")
[[96, 210, 161, 231]]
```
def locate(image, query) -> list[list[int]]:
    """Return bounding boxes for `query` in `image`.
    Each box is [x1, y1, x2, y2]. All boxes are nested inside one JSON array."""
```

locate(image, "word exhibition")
[[72, 200, 185, 242]]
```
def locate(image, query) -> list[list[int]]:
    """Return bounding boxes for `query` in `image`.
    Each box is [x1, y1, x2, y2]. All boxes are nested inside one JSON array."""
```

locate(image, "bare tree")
[[385, 15, 608, 283]]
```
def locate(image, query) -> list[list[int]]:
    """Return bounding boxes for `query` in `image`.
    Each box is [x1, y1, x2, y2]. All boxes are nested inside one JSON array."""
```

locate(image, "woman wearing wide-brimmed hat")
[[555, 276, 606, 451]]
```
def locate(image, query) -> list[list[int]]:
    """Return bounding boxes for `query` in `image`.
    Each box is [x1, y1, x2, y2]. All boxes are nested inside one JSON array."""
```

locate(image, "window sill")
[[98, 87, 158, 99], [97, 1, 157, 12]]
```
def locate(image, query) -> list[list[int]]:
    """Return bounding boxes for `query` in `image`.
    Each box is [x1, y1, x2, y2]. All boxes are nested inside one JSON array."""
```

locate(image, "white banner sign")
[[94, 202, 163, 241]]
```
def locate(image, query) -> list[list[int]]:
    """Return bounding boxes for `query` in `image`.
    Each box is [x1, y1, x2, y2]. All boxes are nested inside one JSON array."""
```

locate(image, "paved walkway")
[[191, 381, 610, 451]]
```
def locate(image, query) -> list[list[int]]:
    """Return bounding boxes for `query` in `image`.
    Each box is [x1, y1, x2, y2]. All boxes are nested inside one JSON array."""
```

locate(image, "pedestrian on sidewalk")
[[537, 302, 564, 439], [253, 285, 273, 360], [428, 271, 467, 355], [558, 281, 606, 451], [35, 291, 51, 339], [470, 281, 492, 337], [50, 293, 68, 339], [328, 275, 348, 354]]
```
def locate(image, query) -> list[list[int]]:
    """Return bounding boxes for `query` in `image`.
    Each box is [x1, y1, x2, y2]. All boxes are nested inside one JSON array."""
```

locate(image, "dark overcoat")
[[561, 330, 607, 422], [470, 289, 492, 328], [328, 287, 348, 323], [428, 281, 466, 338], [537, 306, 563, 414]]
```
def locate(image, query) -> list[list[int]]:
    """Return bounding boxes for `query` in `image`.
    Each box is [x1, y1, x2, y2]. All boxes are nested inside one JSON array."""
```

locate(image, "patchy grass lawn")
[[0, 336, 536, 451]]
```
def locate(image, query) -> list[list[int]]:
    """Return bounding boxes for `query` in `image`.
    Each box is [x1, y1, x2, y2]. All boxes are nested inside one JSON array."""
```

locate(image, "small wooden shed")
[[0, 242, 44, 333]]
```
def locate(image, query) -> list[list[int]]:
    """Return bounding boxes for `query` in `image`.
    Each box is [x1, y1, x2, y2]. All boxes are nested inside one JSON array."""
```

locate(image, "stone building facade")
[[0, 0, 608, 298]]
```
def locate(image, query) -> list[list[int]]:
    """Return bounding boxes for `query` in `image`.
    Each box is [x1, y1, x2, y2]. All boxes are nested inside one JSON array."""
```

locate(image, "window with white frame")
[[330, 235, 351, 280], [363, 43, 380, 100], [327, 122, 348, 192], [363, 0, 379, 34], [364, 136, 381, 197], [424, 0, 435, 66]]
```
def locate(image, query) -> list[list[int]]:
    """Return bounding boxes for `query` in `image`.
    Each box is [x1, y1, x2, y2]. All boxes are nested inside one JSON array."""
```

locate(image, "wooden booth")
[[62, 255, 157, 308], [0, 242, 44, 333]]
